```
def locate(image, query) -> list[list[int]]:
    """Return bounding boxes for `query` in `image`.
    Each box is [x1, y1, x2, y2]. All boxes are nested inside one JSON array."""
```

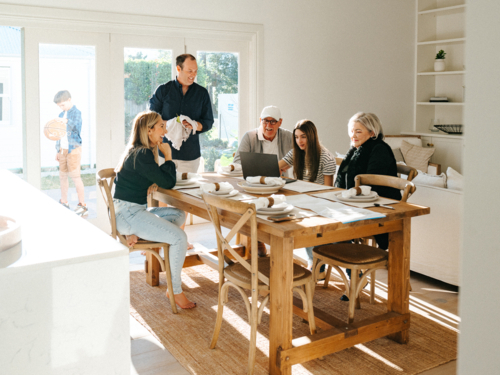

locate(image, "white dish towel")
[[165, 115, 197, 151]]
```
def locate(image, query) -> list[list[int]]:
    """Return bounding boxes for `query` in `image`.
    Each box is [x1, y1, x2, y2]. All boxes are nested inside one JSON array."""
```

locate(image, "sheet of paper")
[[284, 194, 331, 210], [281, 180, 336, 193], [312, 191, 399, 208], [305, 201, 386, 223]]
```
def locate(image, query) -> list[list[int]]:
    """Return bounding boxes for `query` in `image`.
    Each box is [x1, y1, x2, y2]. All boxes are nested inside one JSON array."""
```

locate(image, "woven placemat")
[[130, 265, 457, 374]]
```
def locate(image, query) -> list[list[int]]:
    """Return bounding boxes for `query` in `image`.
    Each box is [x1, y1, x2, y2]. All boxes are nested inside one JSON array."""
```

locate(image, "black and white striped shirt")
[[282, 146, 336, 185]]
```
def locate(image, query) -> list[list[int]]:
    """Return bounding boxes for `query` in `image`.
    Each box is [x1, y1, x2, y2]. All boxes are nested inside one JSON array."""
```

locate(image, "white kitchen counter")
[[0, 170, 130, 375]]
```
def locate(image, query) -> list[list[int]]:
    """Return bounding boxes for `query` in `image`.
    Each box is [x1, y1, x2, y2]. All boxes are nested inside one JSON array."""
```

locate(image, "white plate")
[[255, 202, 290, 212], [208, 189, 239, 197], [237, 181, 284, 195], [257, 204, 294, 215], [245, 182, 285, 188], [176, 178, 196, 186], [333, 191, 379, 202]]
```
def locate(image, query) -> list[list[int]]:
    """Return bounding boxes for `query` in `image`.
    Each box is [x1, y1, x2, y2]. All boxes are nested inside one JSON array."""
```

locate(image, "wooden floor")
[[130, 219, 458, 375]]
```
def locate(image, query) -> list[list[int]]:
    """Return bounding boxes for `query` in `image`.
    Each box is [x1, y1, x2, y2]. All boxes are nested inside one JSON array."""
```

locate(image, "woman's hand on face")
[[157, 140, 172, 161], [147, 183, 158, 196]]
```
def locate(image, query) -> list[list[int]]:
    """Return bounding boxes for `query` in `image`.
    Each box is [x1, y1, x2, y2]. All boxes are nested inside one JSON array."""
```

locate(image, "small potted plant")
[[434, 49, 446, 72]]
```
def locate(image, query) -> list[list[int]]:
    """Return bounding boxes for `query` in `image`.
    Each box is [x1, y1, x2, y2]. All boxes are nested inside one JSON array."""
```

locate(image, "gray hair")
[[348, 112, 384, 140]]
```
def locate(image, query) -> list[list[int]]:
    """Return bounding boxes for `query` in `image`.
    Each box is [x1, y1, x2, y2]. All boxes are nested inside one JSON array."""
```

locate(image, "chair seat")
[[226, 258, 310, 286], [313, 243, 388, 265]]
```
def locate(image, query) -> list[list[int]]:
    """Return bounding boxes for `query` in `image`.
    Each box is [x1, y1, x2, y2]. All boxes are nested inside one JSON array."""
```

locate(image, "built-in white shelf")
[[402, 131, 463, 139], [417, 71, 466, 76], [418, 4, 466, 15], [417, 102, 464, 106], [417, 38, 466, 46]]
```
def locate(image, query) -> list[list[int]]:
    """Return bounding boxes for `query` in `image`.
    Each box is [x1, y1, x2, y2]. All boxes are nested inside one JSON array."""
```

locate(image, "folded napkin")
[[220, 163, 242, 173], [200, 182, 234, 194], [341, 185, 372, 198], [176, 172, 201, 181], [246, 176, 284, 186], [249, 194, 287, 210]]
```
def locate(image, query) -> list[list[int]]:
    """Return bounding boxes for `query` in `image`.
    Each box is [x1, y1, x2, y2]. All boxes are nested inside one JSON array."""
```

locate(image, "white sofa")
[[407, 185, 462, 286]]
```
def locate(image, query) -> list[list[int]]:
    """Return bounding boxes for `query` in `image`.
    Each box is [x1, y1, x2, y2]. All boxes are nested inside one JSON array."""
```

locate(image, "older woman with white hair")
[[334, 113, 401, 300]]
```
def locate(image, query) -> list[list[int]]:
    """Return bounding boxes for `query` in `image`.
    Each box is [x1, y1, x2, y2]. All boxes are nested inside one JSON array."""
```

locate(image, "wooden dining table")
[[150, 173, 430, 375]]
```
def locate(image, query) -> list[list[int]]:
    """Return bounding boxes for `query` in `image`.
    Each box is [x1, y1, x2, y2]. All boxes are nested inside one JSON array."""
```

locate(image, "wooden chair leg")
[[146, 248, 161, 286], [189, 213, 194, 225], [305, 279, 317, 335], [348, 269, 358, 324], [370, 270, 376, 304], [248, 289, 259, 375], [210, 280, 226, 349], [163, 245, 178, 314], [323, 264, 332, 289]]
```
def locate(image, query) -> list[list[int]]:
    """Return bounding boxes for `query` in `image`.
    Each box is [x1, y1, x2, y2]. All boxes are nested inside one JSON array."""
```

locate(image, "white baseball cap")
[[260, 106, 281, 121]]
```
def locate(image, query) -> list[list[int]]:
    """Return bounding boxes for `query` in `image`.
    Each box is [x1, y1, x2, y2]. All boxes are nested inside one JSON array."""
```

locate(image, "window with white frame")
[[0, 67, 11, 125]]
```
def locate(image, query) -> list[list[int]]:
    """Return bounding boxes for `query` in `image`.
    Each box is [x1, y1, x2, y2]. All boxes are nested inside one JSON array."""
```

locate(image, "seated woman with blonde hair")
[[279, 119, 336, 268], [113, 111, 196, 309]]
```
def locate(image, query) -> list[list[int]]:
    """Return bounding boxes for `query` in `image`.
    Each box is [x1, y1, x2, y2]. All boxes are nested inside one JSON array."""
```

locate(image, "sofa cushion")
[[392, 148, 405, 163], [400, 140, 435, 173], [446, 167, 463, 191], [413, 170, 447, 188]]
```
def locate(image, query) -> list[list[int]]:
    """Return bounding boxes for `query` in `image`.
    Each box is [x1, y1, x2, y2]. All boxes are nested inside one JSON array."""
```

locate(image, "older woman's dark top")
[[335, 136, 401, 249]]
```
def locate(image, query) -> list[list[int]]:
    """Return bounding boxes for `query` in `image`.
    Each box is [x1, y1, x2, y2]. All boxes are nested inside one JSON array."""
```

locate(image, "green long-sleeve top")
[[114, 148, 176, 205]]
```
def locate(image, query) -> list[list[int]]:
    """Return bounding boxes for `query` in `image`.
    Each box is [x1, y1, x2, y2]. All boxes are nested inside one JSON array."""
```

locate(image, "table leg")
[[387, 218, 411, 344], [269, 235, 294, 375]]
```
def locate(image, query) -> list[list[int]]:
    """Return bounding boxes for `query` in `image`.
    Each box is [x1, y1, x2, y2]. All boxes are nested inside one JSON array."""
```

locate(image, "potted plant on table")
[[434, 50, 446, 72]]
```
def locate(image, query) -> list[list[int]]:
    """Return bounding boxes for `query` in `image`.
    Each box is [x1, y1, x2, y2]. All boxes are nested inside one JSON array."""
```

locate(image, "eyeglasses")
[[262, 119, 278, 125]]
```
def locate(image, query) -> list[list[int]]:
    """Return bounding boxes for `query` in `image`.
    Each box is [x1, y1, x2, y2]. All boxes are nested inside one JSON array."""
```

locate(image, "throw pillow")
[[393, 148, 405, 163], [446, 167, 463, 191], [400, 140, 435, 173], [412, 170, 447, 188]]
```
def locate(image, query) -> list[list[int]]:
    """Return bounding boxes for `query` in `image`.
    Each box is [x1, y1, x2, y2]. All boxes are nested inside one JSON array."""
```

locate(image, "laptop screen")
[[239, 152, 281, 180]]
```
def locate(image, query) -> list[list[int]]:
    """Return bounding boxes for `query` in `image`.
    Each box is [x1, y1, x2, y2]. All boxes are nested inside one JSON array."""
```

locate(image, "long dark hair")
[[293, 120, 321, 182]]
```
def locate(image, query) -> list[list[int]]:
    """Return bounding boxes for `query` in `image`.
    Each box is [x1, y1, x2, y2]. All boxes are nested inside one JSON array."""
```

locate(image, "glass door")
[[108, 34, 184, 167], [185, 39, 251, 172], [23, 28, 110, 228]]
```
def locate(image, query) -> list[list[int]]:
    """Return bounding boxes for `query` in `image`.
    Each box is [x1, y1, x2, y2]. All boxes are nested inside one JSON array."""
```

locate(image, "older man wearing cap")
[[233, 105, 293, 166], [233, 105, 293, 257]]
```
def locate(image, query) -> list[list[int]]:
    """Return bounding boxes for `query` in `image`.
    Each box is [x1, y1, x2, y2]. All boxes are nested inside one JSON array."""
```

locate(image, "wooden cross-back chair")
[[96, 168, 178, 314], [313, 174, 416, 323], [396, 164, 418, 182], [202, 192, 316, 375]]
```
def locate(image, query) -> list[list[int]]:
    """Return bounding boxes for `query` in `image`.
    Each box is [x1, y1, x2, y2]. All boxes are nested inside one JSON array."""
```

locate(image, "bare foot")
[[167, 291, 196, 309], [187, 242, 194, 250], [126, 234, 139, 247]]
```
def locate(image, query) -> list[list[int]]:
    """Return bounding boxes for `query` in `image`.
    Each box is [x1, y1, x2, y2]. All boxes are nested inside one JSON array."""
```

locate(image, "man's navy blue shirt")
[[149, 78, 214, 161]]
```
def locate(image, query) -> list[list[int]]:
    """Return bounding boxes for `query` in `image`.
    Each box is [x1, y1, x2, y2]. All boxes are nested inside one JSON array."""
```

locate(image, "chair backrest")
[[202, 192, 269, 285], [335, 157, 344, 167], [96, 168, 127, 246], [396, 164, 418, 182], [355, 174, 416, 202]]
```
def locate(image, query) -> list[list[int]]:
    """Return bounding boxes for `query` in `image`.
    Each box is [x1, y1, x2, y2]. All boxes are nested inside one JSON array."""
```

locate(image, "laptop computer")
[[239, 152, 296, 183]]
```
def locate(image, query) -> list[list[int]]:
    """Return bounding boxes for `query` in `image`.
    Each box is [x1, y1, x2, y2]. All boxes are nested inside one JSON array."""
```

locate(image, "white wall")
[[458, 1, 500, 374], [6, 0, 415, 156]]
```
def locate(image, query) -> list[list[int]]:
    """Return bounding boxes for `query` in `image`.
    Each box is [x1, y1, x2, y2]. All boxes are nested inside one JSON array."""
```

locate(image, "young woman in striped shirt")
[[278, 119, 336, 268]]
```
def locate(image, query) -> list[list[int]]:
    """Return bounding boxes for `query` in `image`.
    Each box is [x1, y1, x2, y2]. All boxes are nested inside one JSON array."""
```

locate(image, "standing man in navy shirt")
[[149, 54, 214, 173]]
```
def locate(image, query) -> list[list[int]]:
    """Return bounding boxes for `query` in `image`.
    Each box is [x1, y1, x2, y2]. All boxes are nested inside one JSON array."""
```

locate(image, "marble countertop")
[[0, 170, 128, 274]]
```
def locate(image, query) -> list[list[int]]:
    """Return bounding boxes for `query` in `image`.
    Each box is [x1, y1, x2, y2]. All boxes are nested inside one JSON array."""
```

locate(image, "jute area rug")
[[130, 265, 457, 375]]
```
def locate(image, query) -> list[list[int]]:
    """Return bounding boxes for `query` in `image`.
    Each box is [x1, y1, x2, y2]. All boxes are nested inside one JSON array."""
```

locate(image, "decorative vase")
[[434, 59, 446, 72]]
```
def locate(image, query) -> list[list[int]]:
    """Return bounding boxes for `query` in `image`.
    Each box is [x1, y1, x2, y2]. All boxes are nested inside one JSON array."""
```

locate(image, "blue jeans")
[[114, 199, 187, 295]]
